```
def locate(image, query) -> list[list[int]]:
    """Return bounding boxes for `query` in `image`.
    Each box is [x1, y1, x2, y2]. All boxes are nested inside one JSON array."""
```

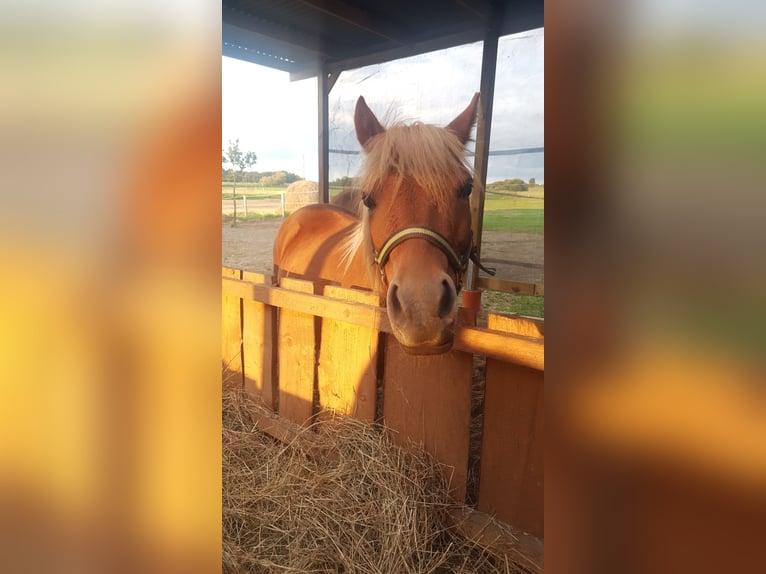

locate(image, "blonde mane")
[[341, 121, 473, 283]]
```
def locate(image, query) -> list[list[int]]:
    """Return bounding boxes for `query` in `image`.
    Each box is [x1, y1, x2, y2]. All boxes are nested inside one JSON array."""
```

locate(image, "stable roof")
[[223, 0, 543, 79]]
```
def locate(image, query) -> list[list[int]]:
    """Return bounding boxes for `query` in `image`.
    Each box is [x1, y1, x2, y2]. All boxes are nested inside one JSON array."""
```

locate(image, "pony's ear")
[[446, 92, 480, 144], [355, 96, 385, 149]]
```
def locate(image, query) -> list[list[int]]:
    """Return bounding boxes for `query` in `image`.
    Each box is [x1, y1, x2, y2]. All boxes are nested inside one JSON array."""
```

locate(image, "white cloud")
[[223, 27, 544, 183]]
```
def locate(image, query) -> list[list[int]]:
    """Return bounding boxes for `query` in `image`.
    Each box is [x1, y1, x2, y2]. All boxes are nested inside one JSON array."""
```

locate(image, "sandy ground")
[[222, 218, 543, 284]]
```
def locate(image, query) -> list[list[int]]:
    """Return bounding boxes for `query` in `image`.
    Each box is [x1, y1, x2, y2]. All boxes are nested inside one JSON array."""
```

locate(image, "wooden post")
[[241, 271, 277, 410], [383, 341, 473, 501], [277, 278, 317, 425], [318, 285, 381, 421], [478, 313, 544, 537], [222, 267, 243, 386]]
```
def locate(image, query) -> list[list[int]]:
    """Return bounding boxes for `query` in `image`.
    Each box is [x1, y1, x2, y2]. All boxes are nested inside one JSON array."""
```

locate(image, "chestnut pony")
[[274, 93, 489, 355]]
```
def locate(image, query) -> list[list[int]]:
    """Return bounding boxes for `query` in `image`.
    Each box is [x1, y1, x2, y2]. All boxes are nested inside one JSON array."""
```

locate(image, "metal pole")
[[467, 10, 502, 291], [318, 64, 329, 203], [318, 65, 340, 204]]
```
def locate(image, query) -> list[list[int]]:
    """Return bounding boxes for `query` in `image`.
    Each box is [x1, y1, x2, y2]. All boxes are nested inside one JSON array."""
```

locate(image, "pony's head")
[[352, 94, 480, 355]]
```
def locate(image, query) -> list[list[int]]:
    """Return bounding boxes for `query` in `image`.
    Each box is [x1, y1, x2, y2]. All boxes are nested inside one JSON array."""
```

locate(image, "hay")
[[284, 180, 318, 212], [222, 387, 535, 573]]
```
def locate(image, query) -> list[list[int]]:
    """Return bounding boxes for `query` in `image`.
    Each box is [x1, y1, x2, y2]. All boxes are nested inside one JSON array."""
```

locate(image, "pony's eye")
[[458, 179, 473, 198], [362, 193, 376, 209]]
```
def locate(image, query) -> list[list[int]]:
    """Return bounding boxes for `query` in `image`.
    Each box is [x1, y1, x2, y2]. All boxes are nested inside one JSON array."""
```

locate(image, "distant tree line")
[[222, 169, 303, 186], [486, 177, 540, 193], [330, 176, 355, 188]]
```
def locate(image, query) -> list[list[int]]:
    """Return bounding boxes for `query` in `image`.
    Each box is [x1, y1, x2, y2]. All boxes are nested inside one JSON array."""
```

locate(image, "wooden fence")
[[222, 267, 544, 544]]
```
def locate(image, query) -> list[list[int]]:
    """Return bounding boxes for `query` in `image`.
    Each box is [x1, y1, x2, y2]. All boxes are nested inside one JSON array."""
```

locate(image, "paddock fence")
[[222, 266, 544, 558]]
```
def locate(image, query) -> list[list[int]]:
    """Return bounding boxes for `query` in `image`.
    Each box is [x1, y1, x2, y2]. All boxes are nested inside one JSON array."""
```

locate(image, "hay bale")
[[222, 387, 537, 574], [284, 180, 318, 212]]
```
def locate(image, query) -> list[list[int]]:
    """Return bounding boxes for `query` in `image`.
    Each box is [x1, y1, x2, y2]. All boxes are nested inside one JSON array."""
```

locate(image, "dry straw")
[[222, 386, 538, 573]]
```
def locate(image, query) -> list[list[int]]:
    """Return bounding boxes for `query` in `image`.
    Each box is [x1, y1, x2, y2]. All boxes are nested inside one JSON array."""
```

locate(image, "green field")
[[222, 185, 544, 235], [481, 290, 544, 318], [222, 184, 285, 200], [481, 191, 544, 234], [222, 184, 349, 200]]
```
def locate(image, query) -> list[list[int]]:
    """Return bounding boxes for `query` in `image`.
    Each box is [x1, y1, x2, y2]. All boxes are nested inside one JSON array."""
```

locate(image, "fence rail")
[[221, 267, 544, 542]]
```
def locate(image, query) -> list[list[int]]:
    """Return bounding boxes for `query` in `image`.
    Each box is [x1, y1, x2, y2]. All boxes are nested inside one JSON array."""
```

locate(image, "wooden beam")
[[477, 276, 545, 296], [223, 276, 390, 330], [297, 0, 405, 43], [487, 312, 544, 339], [222, 276, 544, 370], [453, 325, 544, 372], [290, 27, 485, 82], [455, 0, 493, 21]]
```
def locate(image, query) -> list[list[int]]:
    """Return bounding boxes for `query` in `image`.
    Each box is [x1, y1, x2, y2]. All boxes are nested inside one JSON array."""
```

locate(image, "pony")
[[273, 93, 491, 355], [330, 187, 363, 214]]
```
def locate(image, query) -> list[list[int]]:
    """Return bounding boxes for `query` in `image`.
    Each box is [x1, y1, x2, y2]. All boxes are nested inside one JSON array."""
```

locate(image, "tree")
[[222, 139, 257, 226]]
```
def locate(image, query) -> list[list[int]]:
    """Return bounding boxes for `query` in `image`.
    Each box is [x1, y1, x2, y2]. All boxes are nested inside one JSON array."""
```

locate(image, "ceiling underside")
[[223, 0, 543, 80]]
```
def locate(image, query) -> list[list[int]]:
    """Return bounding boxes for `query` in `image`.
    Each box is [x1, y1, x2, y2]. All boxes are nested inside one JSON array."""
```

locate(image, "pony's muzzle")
[[386, 273, 458, 354]]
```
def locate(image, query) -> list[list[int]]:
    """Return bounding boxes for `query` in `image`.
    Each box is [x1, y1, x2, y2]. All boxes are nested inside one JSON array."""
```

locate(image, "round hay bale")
[[284, 180, 318, 212]]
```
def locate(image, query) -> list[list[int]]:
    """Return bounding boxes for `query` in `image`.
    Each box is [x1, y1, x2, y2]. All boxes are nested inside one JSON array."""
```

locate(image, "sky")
[[222, 27, 543, 183]]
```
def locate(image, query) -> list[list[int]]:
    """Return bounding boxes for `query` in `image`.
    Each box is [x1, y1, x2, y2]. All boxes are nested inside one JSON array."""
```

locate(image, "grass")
[[222, 186, 544, 234], [483, 194, 542, 210], [483, 209, 544, 233], [222, 185, 349, 201], [482, 192, 544, 234], [221, 182, 545, 238], [481, 290, 544, 318], [222, 184, 286, 200]]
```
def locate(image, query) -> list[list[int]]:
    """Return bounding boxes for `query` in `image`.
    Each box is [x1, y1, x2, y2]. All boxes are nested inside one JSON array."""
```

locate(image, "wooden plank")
[[318, 285, 380, 421], [277, 277, 317, 425], [222, 276, 544, 368], [245, 401, 328, 455], [477, 276, 544, 296], [448, 507, 543, 573], [223, 276, 390, 331], [241, 271, 277, 409], [453, 325, 544, 371], [382, 337, 473, 501], [488, 312, 544, 339], [222, 268, 243, 386], [478, 359, 544, 537]]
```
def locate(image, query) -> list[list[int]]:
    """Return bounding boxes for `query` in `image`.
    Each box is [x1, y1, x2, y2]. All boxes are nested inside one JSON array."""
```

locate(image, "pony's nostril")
[[438, 279, 455, 319], [388, 283, 403, 317]]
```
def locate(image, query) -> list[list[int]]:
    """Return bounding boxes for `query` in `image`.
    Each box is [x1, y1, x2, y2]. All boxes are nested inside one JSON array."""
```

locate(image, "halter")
[[372, 225, 496, 292]]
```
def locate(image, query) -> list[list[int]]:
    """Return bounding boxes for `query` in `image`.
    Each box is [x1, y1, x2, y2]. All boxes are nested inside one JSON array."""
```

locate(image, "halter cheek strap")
[[372, 226, 496, 292]]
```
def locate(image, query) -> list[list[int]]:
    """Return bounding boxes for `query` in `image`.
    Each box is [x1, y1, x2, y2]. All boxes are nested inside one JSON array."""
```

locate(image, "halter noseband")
[[372, 226, 496, 292]]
